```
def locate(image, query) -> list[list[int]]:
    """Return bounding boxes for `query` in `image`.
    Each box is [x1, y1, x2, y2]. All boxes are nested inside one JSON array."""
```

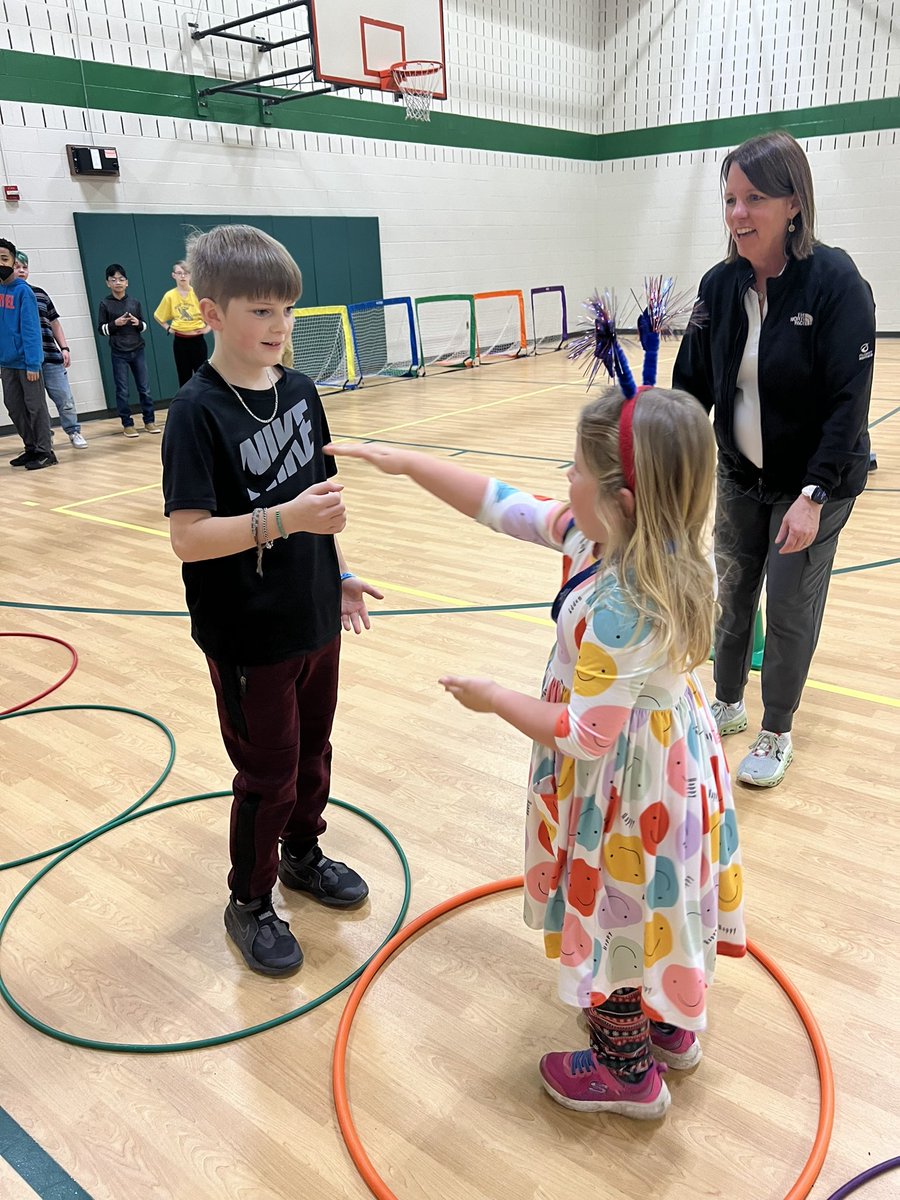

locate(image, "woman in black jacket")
[[674, 130, 875, 788]]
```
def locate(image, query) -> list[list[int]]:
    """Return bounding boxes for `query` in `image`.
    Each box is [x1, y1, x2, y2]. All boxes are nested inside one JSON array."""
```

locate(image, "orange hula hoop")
[[332, 876, 835, 1200]]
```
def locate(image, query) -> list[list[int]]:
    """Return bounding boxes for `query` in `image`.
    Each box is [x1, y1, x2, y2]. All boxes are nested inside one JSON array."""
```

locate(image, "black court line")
[[0, 1107, 93, 1199]]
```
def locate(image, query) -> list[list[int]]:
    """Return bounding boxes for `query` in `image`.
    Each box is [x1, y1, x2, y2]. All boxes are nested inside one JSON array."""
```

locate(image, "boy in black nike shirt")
[[161, 224, 382, 975]]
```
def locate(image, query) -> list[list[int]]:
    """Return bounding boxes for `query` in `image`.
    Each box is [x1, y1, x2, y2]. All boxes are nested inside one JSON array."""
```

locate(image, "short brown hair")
[[186, 224, 303, 308], [721, 131, 817, 261]]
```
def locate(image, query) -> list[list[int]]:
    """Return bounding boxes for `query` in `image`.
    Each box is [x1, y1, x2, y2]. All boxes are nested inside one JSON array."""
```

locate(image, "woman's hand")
[[439, 675, 498, 713], [775, 496, 822, 554], [325, 443, 412, 475], [340, 575, 384, 634]]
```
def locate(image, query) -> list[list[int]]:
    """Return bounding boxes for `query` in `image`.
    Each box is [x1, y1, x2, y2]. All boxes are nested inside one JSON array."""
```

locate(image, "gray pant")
[[714, 472, 855, 733], [1, 367, 52, 456]]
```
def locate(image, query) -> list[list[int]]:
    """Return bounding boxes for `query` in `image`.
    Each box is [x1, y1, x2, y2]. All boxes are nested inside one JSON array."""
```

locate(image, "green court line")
[[0, 1108, 93, 1199], [868, 404, 900, 429], [832, 555, 900, 575], [0, 49, 897, 160]]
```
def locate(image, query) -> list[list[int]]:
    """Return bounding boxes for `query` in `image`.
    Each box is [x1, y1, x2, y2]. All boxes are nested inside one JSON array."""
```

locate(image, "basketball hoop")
[[387, 60, 443, 122]]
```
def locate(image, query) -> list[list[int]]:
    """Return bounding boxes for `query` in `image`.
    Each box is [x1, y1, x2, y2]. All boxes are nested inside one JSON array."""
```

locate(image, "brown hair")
[[721, 130, 817, 261], [578, 387, 717, 672], [186, 224, 303, 308]]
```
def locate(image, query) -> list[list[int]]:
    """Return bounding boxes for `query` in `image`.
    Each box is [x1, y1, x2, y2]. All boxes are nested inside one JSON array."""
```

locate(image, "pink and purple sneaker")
[[648, 1023, 702, 1069], [539, 1049, 671, 1118]]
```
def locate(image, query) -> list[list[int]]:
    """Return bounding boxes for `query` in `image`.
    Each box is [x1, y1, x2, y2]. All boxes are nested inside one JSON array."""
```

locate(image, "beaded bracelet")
[[274, 509, 289, 540], [261, 507, 274, 550], [250, 507, 266, 577]]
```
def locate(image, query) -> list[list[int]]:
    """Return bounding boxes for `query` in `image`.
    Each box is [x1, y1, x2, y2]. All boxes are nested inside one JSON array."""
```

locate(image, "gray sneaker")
[[69, 431, 88, 448], [710, 699, 748, 736], [736, 731, 793, 787]]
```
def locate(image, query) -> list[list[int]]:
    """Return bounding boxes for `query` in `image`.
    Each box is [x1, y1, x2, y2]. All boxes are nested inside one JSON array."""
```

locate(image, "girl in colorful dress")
[[327, 311, 746, 1121]]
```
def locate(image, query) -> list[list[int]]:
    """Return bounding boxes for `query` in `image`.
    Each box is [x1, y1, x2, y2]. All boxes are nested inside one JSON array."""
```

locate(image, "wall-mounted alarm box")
[[66, 145, 120, 177]]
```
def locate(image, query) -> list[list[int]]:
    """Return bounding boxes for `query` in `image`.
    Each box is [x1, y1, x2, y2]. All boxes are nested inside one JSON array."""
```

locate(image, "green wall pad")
[[74, 213, 383, 408]]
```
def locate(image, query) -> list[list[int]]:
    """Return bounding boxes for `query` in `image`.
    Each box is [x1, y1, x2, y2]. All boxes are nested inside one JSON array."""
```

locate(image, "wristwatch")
[[801, 484, 828, 504]]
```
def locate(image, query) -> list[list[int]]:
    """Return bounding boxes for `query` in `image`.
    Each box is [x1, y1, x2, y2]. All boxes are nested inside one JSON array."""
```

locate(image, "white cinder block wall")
[[0, 0, 897, 421]]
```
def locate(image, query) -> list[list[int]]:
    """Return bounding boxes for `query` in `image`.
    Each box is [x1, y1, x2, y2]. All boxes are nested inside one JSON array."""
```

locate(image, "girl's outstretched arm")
[[326, 442, 572, 551], [325, 443, 489, 517]]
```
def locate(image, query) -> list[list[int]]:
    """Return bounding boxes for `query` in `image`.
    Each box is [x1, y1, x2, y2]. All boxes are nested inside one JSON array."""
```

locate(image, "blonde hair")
[[186, 224, 303, 309], [578, 387, 717, 672], [721, 130, 817, 262]]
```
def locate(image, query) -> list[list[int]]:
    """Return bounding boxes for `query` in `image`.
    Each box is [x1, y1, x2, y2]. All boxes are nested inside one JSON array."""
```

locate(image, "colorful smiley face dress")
[[478, 480, 746, 1030]]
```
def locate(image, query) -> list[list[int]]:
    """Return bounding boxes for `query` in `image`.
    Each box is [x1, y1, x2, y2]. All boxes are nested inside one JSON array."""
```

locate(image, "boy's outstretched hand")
[[341, 575, 384, 634], [325, 443, 411, 475], [439, 675, 498, 713]]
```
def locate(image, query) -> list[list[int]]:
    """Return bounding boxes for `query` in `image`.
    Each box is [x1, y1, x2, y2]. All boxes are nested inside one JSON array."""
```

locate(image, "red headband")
[[618, 386, 651, 493]]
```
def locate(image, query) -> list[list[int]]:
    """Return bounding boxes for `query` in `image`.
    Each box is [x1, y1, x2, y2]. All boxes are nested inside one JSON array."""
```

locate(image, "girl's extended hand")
[[439, 675, 498, 713], [325, 443, 411, 475], [341, 575, 384, 634]]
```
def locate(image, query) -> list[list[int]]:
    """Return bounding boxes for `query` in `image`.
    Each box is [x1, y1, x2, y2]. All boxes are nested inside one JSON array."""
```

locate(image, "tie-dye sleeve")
[[554, 582, 660, 761], [476, 478, 570, 551]]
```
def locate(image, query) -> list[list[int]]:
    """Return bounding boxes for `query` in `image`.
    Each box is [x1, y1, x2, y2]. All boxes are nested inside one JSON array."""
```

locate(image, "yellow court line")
[[55, 510, 169, 538], [373, 580, 900, 697], [53, 482, 161, 512], [358, 384, 569, 437], [805, 678, 900, 709]]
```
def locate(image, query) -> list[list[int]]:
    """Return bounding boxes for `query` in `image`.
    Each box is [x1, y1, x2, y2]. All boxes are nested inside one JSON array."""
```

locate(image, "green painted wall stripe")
[[0, 49, 897, 160]]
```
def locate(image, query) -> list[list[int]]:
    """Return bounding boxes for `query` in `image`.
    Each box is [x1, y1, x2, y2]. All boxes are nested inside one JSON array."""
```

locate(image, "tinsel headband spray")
[[568, 277, 700, 490]]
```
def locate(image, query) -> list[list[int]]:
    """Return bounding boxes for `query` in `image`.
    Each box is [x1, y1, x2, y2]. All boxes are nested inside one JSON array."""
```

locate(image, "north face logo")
[[790, 312, 813, 326], [240, 399, 315, 500]]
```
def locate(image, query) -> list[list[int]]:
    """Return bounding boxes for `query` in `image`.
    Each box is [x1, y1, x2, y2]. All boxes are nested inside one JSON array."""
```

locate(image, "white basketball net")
[[392, 61, 443, 122]]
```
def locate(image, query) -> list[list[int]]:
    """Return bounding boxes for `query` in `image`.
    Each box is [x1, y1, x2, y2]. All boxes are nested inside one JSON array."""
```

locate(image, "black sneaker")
[[278, 845, 369, 908], [24, 452, 58, 471], [10, 449, 37, 467], [224, 893, 303, 975]]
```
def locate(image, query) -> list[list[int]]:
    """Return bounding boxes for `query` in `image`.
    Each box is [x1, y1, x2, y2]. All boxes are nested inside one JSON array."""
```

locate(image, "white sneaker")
[[710, 699, 748, 736], [69, 431, 88, 449], [736, 731, 793, 788]]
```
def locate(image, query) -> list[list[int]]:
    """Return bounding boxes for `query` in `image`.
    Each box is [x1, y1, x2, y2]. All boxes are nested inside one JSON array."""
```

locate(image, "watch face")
[[811, 486, 828, 504]]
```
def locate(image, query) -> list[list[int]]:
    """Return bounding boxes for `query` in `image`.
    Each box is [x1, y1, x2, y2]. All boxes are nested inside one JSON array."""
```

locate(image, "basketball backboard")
[[309, 0, 447, 99]]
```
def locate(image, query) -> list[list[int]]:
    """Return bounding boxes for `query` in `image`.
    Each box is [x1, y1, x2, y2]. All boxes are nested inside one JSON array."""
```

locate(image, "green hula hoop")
[[0, 792, 411, 1053], [0, 704, 176, 871]]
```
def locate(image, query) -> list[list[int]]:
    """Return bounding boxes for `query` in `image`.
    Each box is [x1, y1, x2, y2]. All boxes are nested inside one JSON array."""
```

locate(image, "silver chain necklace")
[[209, 361, 279, 425]]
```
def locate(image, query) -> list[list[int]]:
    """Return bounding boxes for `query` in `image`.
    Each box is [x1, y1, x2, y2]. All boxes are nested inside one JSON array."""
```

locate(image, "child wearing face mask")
[[0, 236, 54, 470]]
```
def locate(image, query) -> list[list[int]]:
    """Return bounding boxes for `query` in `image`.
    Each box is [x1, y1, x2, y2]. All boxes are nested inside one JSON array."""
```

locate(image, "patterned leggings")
[[586, 987, 653, 1083]]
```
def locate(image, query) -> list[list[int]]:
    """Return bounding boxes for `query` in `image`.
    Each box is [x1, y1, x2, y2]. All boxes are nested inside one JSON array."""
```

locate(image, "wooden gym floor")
[[1, 342, 898, 1200]]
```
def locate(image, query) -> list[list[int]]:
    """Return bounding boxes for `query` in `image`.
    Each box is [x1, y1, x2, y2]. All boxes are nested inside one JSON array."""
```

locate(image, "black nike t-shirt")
[[161, 363, 341, 665]]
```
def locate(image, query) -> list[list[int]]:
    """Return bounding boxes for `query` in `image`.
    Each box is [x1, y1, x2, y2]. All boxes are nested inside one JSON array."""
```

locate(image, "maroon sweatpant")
[[206, 635, 340, 902]]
